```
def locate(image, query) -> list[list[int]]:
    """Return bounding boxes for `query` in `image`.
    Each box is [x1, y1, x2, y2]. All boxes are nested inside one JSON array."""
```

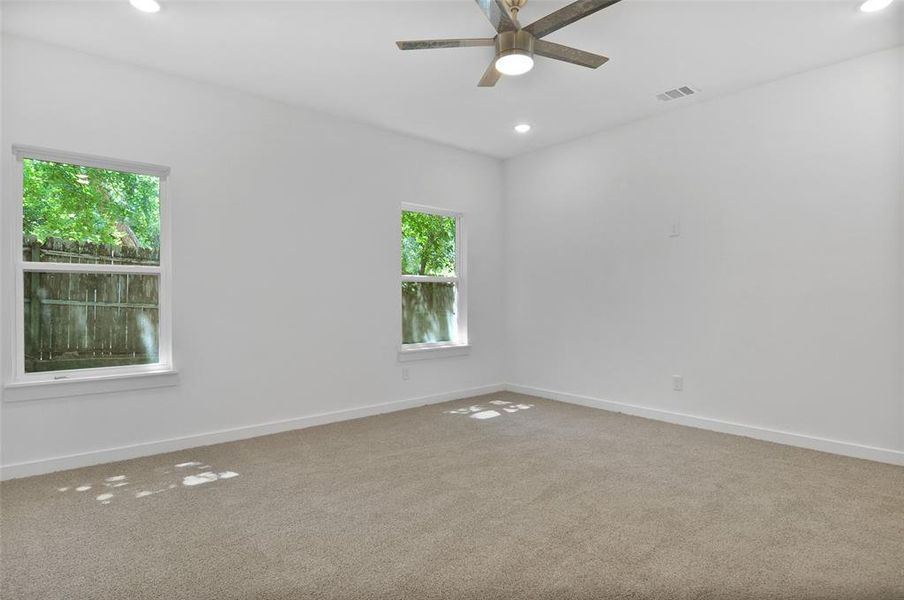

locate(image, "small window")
[[10, 147, 172, 384], [400, 205, 468, 356]]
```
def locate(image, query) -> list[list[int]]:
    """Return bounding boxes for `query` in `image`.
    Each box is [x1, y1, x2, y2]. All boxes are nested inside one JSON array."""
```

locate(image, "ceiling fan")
[[396, 0, 622, 87]]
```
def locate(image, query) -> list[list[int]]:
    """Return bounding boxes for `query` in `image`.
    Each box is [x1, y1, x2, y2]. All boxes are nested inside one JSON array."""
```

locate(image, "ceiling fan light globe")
[[859, 0, 893, 11], [495, 53, 534, 76], [129, 0, 161, 13]]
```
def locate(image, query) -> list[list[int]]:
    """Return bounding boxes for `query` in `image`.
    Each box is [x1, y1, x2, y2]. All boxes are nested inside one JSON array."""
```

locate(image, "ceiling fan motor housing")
[[496, 30, 535, 61]]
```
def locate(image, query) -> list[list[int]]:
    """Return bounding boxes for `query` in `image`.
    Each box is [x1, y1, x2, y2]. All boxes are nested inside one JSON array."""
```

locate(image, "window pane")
[[401, 211, 456, 276], [22, 158, 160, 265], [24, 272, 160, 373], [402, 282, 457, 344]]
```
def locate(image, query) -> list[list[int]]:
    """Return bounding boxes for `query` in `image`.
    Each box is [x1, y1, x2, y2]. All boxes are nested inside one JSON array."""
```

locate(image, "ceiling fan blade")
[[474, 0, 518, 33], [525, 0, 623, 39], [478, 60, 502, 87], [396, 38, 496, 50], [534, 40, 608, 68]]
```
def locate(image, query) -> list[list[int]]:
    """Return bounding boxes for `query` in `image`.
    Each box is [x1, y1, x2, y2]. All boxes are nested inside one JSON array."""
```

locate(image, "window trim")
[[399, 203, 469, 360], [5, 145, 175, 392]]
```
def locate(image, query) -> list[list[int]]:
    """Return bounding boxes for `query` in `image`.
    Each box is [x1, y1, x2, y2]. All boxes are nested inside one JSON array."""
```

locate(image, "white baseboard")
[[506, 384, 904, 467], [6, 382, 899, 479], [0, 383, 505, 480]]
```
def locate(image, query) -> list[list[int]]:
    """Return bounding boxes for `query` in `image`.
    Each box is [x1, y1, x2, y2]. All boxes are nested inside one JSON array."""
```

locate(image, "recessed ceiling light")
[[514, 123, 531, 134], [860, 0, 894, 12], [130, 0, 161, 13]]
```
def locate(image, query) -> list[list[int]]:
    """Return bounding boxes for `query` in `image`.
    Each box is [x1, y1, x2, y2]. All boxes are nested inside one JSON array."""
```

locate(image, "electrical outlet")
[[672, 375, 683, 391], [402, 367, 410, 381]]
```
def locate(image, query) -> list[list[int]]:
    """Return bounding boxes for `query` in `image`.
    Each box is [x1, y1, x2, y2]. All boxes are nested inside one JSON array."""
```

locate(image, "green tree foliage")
[[401, 211, 455, 276], [23, 159, 160, 248]]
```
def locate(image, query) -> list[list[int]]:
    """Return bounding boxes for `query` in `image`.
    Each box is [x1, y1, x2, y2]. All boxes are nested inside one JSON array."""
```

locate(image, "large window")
[[400, 205, 467, 357], [9, 146, 172, 384]]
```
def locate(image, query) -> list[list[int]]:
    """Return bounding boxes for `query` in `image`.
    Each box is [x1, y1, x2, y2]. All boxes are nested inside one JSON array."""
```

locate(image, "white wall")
[[2, 37, 902, 477], [0, 36, 506, 475], [505, 47, 904, 457]]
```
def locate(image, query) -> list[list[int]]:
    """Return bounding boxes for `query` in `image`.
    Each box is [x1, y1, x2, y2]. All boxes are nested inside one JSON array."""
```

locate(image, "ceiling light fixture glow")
[[514, 123, 532, 134], [495, 53, 534, 76], [494, 30, 535, 77], [129, 0, 161, 13], [860, 0, 893, 11]]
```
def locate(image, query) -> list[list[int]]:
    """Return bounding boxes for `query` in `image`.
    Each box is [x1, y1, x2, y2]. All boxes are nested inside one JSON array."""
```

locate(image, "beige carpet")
[[2, 392, 903, 600]]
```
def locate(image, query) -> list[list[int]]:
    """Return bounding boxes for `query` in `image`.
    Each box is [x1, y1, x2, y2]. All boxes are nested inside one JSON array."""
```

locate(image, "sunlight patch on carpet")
[[444, 400, 534, 420], [52, 461, 240, 506]]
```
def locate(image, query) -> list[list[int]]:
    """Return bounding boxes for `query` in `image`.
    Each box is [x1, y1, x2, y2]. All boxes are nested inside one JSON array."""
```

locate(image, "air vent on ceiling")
[[656, 86, 698, 102]]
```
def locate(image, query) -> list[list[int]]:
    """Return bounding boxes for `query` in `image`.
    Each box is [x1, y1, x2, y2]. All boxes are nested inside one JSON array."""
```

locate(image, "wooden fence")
[[23, 236, 160, 372], [402, 281, 456, 344]]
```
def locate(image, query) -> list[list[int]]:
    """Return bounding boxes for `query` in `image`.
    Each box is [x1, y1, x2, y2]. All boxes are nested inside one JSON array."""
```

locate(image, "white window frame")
[[4, 145, 175, 394], [398, 203, 469, 361]]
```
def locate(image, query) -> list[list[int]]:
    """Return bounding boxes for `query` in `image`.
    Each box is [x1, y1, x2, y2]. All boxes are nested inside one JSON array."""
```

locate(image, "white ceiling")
[[2, 0, 902, 158]]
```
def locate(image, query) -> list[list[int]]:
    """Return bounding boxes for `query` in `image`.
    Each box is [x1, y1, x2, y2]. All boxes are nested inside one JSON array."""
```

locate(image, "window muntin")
[[400, 207, 466, 348], [11, 148, 171, 383]]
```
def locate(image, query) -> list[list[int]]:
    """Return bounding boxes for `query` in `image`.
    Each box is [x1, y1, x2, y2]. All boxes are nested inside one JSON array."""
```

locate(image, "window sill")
[[3, 368, 179, 402], [398, 344, 471, 362]]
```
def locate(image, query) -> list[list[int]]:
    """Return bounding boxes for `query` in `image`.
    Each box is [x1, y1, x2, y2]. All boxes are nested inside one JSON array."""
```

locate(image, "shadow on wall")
[[444, 399, 534, 420], [54, 460, 239, 505]]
